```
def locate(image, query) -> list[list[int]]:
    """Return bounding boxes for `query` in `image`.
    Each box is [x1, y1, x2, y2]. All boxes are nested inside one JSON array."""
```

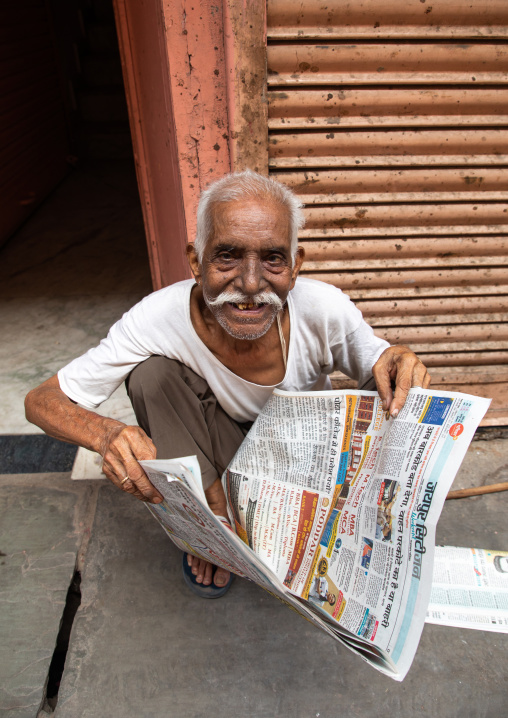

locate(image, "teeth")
[[237, 303, 255, 310]]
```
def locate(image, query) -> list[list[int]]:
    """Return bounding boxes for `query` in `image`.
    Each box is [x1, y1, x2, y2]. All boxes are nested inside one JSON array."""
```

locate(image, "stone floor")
[[0, 159, 151, 436], [1, 160, 507, 718], [0, 158, 151, 716]]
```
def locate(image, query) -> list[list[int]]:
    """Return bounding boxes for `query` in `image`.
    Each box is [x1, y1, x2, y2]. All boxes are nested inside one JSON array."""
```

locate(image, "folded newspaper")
[[426, 546, 508, 633], [140, 387, 490, 681]]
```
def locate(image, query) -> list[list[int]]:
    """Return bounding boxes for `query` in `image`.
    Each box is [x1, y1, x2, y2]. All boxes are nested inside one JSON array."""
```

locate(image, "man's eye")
[[217, 251, 234, 261], [266, 254, 284, 264]]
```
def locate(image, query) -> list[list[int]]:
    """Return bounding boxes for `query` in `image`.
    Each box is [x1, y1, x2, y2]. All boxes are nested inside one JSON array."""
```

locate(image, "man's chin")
[[220, 320, 273, 341], [214, 308, 277, 341]]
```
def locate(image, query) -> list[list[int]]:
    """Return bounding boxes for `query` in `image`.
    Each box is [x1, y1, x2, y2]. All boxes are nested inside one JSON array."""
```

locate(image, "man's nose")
[[236, 256, 266, 295]]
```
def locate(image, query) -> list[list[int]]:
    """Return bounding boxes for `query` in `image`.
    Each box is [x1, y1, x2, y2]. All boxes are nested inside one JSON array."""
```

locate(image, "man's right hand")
[[100, 424, 162, 503], [25, 374, 163, 504]]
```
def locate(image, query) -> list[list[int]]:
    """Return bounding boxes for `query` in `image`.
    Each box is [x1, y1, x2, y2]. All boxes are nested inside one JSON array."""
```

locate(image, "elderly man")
[[25, 170, 430, 597]]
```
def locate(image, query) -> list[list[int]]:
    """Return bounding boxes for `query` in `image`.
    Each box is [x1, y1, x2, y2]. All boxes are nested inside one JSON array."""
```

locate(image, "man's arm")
[[372, 345, 431, 418], [24, 375, 163, 503], [26, 376, 234, 588]]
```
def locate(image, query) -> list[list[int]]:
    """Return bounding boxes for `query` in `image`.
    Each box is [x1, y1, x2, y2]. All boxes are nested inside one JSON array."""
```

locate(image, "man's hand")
[[186, 478, 231, 588], [25, 374, 163, 504], [372, 345, 431, 418], [100, 425, 163, 504]]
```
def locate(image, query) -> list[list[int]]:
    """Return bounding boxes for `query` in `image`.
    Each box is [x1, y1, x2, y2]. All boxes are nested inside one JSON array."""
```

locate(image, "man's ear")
[[290, 246, 305, 288], [186, 243, 202, 284]]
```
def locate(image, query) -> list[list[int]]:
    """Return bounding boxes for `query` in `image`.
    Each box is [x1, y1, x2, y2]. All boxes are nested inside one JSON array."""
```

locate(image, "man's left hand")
[[372, 345, 431, 418]]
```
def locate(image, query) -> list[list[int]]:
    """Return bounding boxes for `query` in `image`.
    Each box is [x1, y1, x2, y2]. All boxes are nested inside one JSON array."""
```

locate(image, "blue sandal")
[[182, 553, 234, 598]]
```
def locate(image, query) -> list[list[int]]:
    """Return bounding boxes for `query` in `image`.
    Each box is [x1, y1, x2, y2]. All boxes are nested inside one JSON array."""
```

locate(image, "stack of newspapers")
[[141, 387, 491, 681]]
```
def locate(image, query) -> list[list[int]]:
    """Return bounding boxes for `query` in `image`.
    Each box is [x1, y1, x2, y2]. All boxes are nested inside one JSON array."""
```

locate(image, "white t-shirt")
[[58, 277, 389, 423]]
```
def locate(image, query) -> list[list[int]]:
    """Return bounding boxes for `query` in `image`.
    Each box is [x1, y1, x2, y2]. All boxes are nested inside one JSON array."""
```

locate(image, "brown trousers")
[[126, 357, 252, 490]]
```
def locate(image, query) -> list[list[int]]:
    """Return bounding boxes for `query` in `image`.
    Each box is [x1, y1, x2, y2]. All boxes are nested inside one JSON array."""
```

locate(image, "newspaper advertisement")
[[141, 458, 275, 589], [139, 459, 349, 635], [426, 546, 508, 633], [224, 387, 491, 679]]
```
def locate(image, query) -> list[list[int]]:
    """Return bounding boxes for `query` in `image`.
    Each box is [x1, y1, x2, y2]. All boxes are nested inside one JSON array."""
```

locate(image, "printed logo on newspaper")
[[317, 558, 328, 576], [449, 422, 464, 440]]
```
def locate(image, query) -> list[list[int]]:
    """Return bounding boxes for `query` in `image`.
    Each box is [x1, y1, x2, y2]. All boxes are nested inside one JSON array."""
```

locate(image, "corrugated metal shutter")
[[0, 2, 70, 246], [266, 0, 508, 425]]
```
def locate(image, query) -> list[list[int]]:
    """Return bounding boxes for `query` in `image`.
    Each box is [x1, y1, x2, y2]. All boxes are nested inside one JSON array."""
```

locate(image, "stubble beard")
[[202, 288, 283, 341]]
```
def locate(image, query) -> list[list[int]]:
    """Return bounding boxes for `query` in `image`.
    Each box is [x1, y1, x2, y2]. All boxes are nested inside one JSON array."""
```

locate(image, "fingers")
[[390, 371, 414, 417], [102, 453, 147, 501], [389, 352, 418, 417], [374, 374, 393, 415], [102, 425, 163, 503], [372, 350, 395, 413], [373, 346, 431, 417]]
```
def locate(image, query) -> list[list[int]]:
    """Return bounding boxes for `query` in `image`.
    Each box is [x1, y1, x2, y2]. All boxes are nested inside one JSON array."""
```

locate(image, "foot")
[[186, 553, 231, 587], [181, 477, 234, 597], [182, 553, 234, 598]]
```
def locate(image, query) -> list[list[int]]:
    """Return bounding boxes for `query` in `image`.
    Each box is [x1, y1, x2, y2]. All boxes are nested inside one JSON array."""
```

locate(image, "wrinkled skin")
[[373, 344, 431, 417]]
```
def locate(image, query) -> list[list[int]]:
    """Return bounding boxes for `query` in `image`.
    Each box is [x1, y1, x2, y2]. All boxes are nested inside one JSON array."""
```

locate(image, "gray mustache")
[[205, 290, 283, 311]]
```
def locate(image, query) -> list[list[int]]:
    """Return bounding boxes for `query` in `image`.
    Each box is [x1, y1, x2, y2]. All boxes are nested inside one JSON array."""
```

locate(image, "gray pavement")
[[3, 438, 499, 718], [0, 475, 98, 717]]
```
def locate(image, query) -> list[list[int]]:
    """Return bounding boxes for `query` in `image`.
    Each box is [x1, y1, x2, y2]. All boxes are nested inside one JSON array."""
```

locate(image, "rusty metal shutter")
[[266, 0, 508, 425], [0, 2, 70, 246]]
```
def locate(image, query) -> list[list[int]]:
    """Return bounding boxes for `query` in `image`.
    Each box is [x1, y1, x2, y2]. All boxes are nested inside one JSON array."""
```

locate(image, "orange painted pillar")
[[113, 0, 232, 289]]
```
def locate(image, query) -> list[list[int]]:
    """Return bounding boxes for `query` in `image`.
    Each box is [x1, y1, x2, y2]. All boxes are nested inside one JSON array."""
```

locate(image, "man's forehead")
[[210, 198, 291, 245], [213, 197, 288, 224]]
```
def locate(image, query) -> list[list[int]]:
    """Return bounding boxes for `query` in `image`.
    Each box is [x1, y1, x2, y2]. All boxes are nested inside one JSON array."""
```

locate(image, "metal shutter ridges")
[[271, 169, 508, 203], [268, 88, 508, 129], [266, 0, 508, 423], [267, 43, 508, 86], [267, 0, 508, 40]]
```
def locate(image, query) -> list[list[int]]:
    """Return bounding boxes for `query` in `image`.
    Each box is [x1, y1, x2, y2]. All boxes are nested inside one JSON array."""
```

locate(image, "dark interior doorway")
[[0, 0, 152, 435]]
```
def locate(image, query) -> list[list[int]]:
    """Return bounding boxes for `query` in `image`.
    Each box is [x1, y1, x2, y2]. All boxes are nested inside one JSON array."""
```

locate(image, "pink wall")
[[113, 0, 232, 289]]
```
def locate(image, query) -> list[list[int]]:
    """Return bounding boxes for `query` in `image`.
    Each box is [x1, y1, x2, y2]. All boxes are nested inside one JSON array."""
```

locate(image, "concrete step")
[[54, 450, 508, 717], [0, 473, 99, 718]]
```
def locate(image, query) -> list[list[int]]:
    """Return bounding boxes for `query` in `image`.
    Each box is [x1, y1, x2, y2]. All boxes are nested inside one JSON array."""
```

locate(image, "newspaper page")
[[224, 387, 490, 680], [139, 459, 352, 640], [140, 459, 274, 588], [426, 546, 508, 633]]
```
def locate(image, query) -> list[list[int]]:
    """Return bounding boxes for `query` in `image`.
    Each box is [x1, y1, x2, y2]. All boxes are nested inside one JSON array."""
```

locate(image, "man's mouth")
[[230, 302, 262, 311]]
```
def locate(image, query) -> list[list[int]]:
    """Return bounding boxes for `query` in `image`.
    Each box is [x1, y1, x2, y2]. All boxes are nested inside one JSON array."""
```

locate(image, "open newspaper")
[[141, 387, 490, 680], [426, 546, 508, 633]]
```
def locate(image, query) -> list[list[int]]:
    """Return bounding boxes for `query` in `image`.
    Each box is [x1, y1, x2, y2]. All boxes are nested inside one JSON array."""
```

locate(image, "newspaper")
[[141, 387, 490, 680], [426, 546, 508, 633]]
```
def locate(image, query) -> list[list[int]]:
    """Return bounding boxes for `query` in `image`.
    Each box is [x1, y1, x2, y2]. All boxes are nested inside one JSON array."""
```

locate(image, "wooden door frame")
[[112, 0, 267, 290]]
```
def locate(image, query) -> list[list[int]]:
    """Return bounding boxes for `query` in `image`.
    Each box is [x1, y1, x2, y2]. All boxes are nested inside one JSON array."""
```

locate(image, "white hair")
[[194, 170, 305, 263]]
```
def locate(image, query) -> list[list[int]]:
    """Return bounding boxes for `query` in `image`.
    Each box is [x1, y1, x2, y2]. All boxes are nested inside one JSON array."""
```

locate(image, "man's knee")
[[127, 356, 183, 400]]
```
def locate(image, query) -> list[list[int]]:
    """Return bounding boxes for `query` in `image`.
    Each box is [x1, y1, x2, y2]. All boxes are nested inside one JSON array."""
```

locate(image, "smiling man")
[[25, 170, 430, 597]]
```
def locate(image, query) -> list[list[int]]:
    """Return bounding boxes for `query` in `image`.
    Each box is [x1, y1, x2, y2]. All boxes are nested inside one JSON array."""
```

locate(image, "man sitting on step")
[[25, 170, 430, 597]]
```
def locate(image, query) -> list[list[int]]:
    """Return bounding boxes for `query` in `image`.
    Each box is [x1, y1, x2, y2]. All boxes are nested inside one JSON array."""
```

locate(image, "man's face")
[[189, 198, 303, 341]]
